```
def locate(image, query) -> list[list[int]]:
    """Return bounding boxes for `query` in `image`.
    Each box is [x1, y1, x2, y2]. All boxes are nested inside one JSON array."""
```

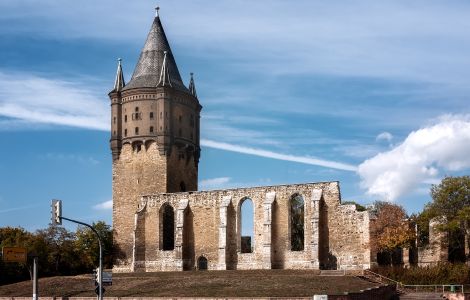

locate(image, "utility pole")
[[32, 256, 38, 300], [51, 200, 103, 300]]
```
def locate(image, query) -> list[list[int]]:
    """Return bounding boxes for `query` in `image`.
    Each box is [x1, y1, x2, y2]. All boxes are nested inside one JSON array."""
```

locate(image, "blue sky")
[[1, 1, 470, 231]]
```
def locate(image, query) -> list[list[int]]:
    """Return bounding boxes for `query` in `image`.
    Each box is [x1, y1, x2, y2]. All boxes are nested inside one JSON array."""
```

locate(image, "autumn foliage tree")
[[371, 201, 415, 264]]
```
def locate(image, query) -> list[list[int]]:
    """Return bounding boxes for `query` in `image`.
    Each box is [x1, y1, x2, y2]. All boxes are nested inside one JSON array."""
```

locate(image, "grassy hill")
[[0, 269, 379, 297]]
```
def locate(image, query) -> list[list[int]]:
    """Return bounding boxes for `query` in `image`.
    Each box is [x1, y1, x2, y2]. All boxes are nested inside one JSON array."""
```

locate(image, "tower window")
[[135, 127, 139, 135], [125, 115, 127, 122], [160, 111, 163, 118], [180, 181, 186, 192], [113, 117, 116, 124], [150, 126, 154, 133], [132, 112, 141, 120], [124, 129, 127, 137], [150, 112, 154, 119], [113, 130, 116, 135], [135, 107, 139, 112]]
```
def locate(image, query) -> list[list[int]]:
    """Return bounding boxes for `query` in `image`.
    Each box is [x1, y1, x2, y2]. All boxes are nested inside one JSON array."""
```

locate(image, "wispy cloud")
[[93, 200, 112, 210], [0, 204, 42, 214], [376, 132, 393, 143], [38, 153, 100, 165], [201, 139, 357, 171], [0, 71, 109, 130], [358, 114, 470, 201], [199, 177, 231, 190]]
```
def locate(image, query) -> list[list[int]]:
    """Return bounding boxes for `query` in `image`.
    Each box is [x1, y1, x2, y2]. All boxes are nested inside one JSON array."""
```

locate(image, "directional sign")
[[102, 271, 112, 286], [2, 247, 27, 263]]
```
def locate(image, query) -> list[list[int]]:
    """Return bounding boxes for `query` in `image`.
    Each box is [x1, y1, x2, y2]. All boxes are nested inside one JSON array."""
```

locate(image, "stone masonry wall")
[[115, 181, 371, 272], [113, 141, 197, 272]]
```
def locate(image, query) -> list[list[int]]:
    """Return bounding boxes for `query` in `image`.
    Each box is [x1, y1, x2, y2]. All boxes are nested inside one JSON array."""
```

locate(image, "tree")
[[75, 221, 113, 269], [0, 227, 33, 284], [370, 201, 414, 265], [418, 176, 470, 262]]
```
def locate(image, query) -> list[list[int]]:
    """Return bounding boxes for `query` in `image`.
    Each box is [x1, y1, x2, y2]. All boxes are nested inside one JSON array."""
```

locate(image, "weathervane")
[[155, 6, 160, 17]]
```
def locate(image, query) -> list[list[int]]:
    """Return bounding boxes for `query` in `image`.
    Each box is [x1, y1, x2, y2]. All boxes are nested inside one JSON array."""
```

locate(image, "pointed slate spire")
[[113, 58, 125, 92], [157, 51, 172, 87], [123, 8, 188, 92], [188, 72, 197, 98]]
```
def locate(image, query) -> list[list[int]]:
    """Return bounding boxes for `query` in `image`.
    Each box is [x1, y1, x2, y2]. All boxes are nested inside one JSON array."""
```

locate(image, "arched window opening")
[[161, 204, 175, 250], [240, 198, 254, 253], [124, 129, 128, 137], [197, 256, 208, 270], [135, 127, 139, 135], [180, 181, 186, 192], [150, 126, 154, 133], [150, 112, 154, 119], [290, 194, 304, 251]]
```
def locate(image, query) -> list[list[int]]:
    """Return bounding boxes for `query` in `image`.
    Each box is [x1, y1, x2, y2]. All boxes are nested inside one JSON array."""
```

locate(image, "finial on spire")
[[155, 6, 160, 17]]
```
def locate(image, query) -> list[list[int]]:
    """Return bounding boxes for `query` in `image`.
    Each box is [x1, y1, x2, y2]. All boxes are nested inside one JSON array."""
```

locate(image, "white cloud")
[[376, 132, 393, 143], [199, 177, 231, 190], [0, 71, 109, 131], [93, 200, 112, 210], [201, 139, 357, 172], [358, 115, 470, 201]]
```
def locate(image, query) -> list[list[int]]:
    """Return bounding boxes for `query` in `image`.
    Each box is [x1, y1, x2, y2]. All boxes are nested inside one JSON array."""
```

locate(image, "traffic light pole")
[[60, 216, 103, 300]]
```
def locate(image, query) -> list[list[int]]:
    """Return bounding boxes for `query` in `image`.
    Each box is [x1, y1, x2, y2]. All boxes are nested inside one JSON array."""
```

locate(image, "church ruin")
[[110, 9, 372, 272]]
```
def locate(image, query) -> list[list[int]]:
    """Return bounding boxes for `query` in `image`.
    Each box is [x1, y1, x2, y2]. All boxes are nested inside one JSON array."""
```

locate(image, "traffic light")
[[51, 199, 62, 225], [96, 267, 101, 284], [92, 268, 99, 285]]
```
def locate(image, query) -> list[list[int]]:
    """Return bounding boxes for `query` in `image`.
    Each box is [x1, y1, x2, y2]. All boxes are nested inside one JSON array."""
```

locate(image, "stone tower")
[[109, 10, 201, 268]]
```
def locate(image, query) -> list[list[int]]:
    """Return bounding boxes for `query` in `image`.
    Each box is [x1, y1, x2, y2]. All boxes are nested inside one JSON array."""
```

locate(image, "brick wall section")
[[114, 181, 371, 272]]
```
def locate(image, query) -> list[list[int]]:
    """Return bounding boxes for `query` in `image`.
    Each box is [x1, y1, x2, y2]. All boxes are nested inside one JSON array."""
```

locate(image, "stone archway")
[[197, 256, 208, 270]]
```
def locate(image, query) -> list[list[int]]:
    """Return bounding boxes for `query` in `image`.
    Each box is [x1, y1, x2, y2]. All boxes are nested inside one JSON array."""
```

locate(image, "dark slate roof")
[[123, 16, 188, 92]]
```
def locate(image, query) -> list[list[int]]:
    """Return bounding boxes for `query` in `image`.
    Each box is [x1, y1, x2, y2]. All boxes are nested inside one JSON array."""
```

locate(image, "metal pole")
[[61, 216, 103, 300], [33, 256, 38, 300]]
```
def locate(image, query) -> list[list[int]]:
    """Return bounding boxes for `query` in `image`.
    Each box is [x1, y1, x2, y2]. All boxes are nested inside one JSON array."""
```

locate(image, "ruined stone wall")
[[418, 217, 448, 267], [328, 204, 371, 270], [116, 181, 371, 272]]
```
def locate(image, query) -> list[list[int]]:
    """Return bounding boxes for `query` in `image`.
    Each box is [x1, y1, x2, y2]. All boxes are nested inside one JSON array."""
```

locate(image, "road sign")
[[2, 247, 27, 263], [102, 271, 112, 286]]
